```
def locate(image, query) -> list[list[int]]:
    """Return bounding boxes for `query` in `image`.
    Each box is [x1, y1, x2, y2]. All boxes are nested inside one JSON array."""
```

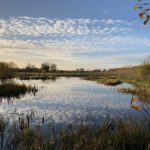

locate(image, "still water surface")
[[0, 77, 142, 125]]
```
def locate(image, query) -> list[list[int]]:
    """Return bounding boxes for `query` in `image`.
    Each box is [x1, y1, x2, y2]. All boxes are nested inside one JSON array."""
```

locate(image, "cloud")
[[0, 17, 128, 36], [0, 17, 138, 54], [0, 17, 149, 69]]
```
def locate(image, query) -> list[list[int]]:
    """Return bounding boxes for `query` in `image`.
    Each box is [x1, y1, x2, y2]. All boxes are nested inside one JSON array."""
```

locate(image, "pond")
[[0, 77, 145, 126]]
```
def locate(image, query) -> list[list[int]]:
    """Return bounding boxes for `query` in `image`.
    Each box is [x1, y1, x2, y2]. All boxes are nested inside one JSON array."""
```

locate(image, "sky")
[[0, 0, 150, 70]]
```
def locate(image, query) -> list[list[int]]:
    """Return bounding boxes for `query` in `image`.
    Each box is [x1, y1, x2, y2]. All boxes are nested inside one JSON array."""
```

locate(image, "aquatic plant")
[[0, 82, 38, 99], [118, 86, 150, 102], [0, 117, 149, 150]]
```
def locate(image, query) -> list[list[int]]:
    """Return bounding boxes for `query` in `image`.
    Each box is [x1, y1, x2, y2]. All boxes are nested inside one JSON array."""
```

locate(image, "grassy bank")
[[118, 85, 150, 102], [98, 79, 150, 104], [16, 71, 103, 79], [84, 66, 150, 102]]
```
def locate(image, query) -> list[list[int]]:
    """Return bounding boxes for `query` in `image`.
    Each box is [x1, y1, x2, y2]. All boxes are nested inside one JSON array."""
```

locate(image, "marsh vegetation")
[[0, 106, 150, 150], [0, 82, 38, 99], [0, 62, 16, 79], [0, 61, 150, 149]]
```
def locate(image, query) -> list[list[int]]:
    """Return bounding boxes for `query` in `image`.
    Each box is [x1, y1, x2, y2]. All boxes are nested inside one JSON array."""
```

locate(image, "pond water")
[[0, 77, 144, 125]]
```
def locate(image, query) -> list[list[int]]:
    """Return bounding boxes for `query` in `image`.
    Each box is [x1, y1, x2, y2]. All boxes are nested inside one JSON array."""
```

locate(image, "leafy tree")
[[41, 63, 50, 72], [41, 63, 57, 72], [134, 0, 150, 25]]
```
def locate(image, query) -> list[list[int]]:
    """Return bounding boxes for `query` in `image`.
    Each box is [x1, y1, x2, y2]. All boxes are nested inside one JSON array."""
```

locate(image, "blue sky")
[[0, 0, 149, 70]]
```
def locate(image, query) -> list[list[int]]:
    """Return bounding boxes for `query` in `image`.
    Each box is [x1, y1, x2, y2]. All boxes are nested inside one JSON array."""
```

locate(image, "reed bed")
[[118, 87, 150, 102], [0, 117, 149, 150], [98, 79, 122, 86], [0, 82, 38, 99]]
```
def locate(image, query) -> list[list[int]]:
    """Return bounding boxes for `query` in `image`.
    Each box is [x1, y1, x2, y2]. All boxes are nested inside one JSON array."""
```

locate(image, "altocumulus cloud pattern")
[[0, 17, 149, 69]]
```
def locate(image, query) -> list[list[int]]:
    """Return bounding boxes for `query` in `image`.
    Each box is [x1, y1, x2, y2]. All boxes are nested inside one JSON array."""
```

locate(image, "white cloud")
[[0, 17, 129, 36], [0, 17, 149, 69]]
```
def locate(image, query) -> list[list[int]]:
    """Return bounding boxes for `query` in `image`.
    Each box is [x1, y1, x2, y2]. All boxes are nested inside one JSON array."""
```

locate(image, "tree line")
[[1, 60, 150, 79], [0, 62, 57, 79], [20, 63, 57, 73]]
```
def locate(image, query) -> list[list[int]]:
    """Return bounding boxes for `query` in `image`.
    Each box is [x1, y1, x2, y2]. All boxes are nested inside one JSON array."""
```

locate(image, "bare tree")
[[50, 63, 57, 72], [41, 63, 50, 72]]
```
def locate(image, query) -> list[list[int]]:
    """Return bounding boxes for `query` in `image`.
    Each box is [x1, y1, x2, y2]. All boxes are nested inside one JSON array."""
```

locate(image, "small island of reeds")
[[0, 82, 38, 99]]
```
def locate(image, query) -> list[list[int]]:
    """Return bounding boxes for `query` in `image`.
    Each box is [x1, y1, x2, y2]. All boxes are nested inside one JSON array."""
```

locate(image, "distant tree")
[[41, 63, 50, 72], [76, 68, 85, 72], [79, 68, 85, 72], [24, 64, 36, 72], [50, 63, 57, 72], [103, 69, 106, 72], [92, 69, 101, 72], [9, 62, 18, 69], [134, 0, 150, 25]]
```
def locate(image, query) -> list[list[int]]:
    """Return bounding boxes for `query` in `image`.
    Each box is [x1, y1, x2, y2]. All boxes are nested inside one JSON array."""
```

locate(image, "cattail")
[[26, 115, 30, 127], [42, 117, 44, 125]]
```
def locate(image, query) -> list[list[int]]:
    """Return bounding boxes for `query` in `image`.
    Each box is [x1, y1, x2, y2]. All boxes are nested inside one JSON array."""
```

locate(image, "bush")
[[137, 62, 150, 79], [0, 62, 16, 79]]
